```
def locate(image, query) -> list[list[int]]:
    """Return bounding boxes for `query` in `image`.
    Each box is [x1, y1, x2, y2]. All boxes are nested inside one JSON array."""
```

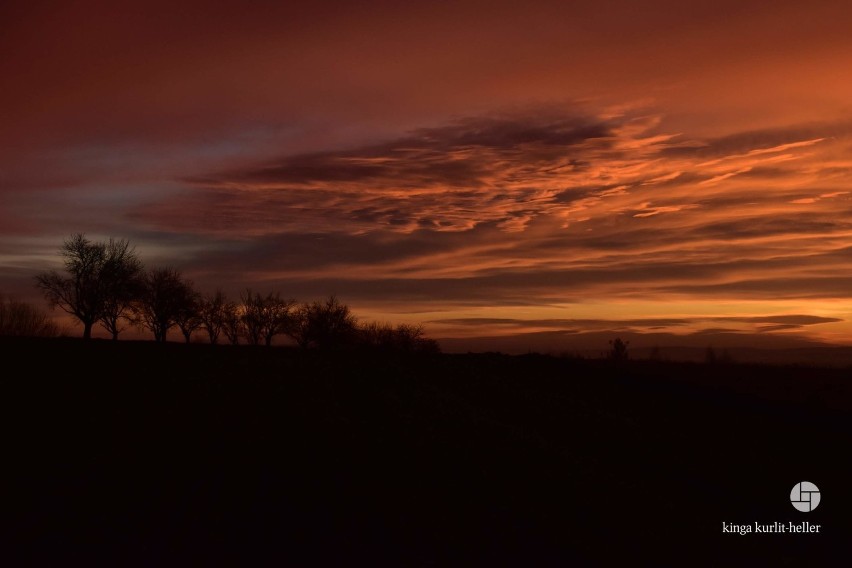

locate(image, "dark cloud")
[[719, 315, 842, 325], [191, 259, 839, 307], [429, 317, 693, 328], [429, 315, 841, 335], [686, 217, 846, 241], [412, 115, 611, 149], [180, 228, 484, 275], [659, 121, 852, 158], [654, 277, 852, 300], [756, 324, 800, 332], [189, 112, 611, 189]]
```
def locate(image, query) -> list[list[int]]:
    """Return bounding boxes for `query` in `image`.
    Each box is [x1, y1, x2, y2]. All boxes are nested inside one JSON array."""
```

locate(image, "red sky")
[[4, 0, 852, 350]]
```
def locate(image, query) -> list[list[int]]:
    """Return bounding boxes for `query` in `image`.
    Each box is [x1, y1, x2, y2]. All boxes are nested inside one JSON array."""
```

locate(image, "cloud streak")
[[140, 109, 852, 242], [126, 108, 852, 314]]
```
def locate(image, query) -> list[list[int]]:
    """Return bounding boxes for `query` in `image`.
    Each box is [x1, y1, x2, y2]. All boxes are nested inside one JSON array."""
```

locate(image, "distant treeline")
[[20, 234, 438, 352]]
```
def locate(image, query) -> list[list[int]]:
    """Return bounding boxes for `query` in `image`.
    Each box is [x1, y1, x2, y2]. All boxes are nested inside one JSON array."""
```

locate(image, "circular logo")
[[790, 481, 820, 512]]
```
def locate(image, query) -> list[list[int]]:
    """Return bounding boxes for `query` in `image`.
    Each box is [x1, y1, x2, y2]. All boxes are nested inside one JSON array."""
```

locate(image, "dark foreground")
[[2, 338, 850, 566]]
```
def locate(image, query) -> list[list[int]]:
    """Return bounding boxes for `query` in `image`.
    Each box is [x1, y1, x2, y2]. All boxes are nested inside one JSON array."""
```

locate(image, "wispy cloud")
[[125, 107, 852, 322], [139, 110, 852, 242]]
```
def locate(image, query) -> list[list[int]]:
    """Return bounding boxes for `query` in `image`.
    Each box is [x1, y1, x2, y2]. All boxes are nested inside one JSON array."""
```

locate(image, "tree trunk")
[[83, 321, 93, 339], [112, 330, 119, 341]]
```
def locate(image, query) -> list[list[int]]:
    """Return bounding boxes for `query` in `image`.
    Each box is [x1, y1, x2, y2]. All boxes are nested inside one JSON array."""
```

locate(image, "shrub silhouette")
[[290, 295, 358, 350], [608, 337, 629, 361], [648, 346, 662, 361], [0, 295, 60, 337], [359, 321, 440, 353]]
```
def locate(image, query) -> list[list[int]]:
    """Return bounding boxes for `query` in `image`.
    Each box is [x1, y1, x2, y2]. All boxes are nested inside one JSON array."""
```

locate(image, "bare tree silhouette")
[[261, 294, 296, 347], [35, 234, 142, 339], [134, 268, 194, 342], [98, 240, 144, 340], [175, 282, 203, 343], [240, 290, 296, 346], [199, 290, 229, 344], [221, 300, 243, 345]]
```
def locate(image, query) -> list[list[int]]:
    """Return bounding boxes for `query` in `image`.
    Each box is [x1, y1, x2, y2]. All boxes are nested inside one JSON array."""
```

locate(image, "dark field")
[[3, 338, 851, 566]]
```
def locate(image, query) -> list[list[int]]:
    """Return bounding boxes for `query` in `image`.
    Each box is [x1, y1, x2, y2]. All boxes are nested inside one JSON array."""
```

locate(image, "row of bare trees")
[[33, 234, 438, 352]]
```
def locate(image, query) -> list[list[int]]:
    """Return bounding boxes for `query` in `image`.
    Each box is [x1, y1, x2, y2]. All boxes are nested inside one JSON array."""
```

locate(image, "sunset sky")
[[4, 1, 852, 350]]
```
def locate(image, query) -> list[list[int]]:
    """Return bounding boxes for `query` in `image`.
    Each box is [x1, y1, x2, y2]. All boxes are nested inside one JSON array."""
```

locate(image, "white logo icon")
[[790, 482, 820, 512]]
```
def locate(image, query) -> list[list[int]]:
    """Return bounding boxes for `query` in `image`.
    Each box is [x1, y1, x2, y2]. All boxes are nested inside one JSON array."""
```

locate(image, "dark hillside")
[[2, 338, 850, 566]]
